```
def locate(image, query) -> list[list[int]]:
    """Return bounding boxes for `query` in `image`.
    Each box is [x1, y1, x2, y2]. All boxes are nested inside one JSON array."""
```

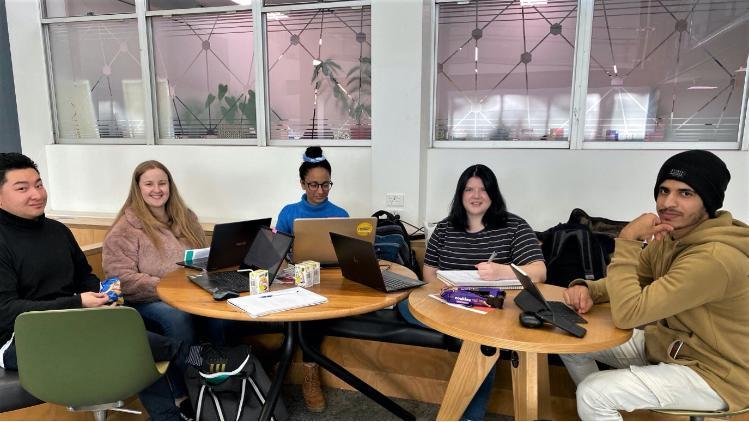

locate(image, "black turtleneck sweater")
[[0, 209, 99, 345]]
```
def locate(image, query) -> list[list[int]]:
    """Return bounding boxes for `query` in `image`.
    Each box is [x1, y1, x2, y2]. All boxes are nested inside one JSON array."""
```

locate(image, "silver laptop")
[[292, 217, 377, 266]]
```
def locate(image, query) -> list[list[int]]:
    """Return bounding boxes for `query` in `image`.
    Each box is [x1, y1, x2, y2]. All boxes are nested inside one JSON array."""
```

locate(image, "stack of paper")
[[228, 287, 328, 318], [436, 270, 522, 289]]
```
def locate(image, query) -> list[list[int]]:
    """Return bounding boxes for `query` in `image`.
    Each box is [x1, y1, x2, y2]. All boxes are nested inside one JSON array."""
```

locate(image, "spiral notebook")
[[436, 270, 522, 289], [227, 287, 328, 318]]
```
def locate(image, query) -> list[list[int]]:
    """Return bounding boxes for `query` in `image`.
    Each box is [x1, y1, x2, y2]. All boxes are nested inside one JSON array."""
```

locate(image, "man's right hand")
[[563, 285, 593, 314], [80, 292, 110, 308], [619, 213, 673, 242]]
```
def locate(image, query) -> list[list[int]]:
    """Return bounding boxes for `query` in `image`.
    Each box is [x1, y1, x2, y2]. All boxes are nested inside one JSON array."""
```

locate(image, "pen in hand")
[[487, 251, 497, 263]]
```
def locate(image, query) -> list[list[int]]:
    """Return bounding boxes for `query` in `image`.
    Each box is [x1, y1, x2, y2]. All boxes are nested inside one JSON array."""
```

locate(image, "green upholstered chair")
[[13, 307, 169, 420], [651, 407, 749, 421]]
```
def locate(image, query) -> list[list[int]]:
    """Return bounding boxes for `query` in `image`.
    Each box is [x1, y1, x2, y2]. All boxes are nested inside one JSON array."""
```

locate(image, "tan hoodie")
[[583, 211, 749, 410], [103, 208, 201, 303]]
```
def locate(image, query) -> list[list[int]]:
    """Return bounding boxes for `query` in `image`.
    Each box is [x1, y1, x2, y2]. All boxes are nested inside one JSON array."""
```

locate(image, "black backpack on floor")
[[372, 210, 422, 278], [184, 344, 287, 421]]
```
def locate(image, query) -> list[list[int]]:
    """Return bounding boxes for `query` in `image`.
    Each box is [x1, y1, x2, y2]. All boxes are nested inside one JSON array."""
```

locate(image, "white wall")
[[426, 149, 749, 231], [6, 0, 749, 230], [45, 145, 371, 223]]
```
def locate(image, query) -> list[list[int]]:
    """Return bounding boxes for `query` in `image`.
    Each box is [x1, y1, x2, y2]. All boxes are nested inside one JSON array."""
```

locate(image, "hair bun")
[[304, 146, 323, 159]]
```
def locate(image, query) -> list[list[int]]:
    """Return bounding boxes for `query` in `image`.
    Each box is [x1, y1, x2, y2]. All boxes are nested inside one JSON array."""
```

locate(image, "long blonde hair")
[[112, 160, 207, 250]]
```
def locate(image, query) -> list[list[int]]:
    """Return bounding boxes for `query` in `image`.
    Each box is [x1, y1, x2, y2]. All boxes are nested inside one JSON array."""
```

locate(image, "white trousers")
[[560, 329, 727, 420]]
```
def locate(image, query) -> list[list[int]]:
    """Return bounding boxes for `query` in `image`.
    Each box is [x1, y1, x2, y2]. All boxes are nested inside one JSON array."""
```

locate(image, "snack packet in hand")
[[100, 277, 124, 305]]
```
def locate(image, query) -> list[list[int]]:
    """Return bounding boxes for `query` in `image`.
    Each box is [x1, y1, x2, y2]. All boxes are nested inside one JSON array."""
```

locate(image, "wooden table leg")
[[436, 341, 499, 421], [510, 351, 551, 420]]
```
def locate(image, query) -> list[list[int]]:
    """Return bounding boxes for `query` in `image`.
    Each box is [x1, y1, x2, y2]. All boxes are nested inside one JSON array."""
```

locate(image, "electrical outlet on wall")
[[385, 193, 405, 208]]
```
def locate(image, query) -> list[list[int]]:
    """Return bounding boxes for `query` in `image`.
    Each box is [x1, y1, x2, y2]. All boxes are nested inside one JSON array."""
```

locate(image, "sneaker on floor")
[[302, 362, 326, 412]]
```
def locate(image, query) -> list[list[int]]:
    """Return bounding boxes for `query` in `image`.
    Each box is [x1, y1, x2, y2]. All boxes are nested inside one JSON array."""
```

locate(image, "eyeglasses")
[[304, 181, 333, 191]]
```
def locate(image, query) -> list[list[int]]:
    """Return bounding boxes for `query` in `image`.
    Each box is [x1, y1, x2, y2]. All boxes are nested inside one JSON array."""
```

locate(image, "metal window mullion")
[[582, 141, 738, 150], [41, 13, 137, 24], [738, 53, 749, 151], [136, 0, 155, 145], [262, 1, 370, 13], [146, 5, 251, 17], [568, 0, 594, 150], [42, 24, 61, 142], [430, 2, 439, 148], [254, 0, 268, 147]]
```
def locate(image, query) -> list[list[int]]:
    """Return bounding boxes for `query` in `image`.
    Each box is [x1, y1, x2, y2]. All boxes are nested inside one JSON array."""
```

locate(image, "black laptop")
[[188, 226, 293, 294], [330, 232, 425, 293], [177, 218, 271, 271], [511, 263, 588, 338]]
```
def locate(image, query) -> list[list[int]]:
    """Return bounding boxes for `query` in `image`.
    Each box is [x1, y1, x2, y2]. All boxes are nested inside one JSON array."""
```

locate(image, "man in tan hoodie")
[[561, 150, 749, 420]]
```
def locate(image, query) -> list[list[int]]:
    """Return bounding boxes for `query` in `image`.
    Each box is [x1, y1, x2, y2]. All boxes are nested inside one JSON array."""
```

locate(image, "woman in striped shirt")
[[406, 164, 546, 420], [423, 164, 546, 284]]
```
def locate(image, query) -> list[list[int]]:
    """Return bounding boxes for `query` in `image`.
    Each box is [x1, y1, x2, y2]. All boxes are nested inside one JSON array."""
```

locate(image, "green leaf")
[[218, 84, 228, 101], [311, 64, 322, 83], [205, 93, 216, 109]]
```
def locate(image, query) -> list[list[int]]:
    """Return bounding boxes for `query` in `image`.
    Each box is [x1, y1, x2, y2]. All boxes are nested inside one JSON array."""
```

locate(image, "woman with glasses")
[[401, 164, 546, 420], [275, 146, 348, 413], [276, 146, 348, 235]]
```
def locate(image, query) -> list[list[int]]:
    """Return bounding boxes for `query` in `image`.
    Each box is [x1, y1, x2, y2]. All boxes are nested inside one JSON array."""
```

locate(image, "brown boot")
[[302, 362, 326, 412]]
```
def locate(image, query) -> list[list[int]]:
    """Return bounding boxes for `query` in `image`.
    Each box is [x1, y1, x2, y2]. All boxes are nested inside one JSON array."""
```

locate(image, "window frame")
[[41, 0, 372, 146], [263, 1, 373, 146], [431, 0, 749, 151]]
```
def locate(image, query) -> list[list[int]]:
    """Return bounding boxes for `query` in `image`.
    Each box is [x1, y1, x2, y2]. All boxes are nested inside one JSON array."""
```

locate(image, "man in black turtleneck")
[[0, 153, 189, 420]]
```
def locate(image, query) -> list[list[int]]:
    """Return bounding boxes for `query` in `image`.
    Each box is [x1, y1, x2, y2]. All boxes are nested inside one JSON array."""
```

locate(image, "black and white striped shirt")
[[424, 213, 544, 270]]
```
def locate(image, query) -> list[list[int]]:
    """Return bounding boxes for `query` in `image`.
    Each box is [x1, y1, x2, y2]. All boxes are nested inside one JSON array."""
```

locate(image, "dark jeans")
[[131, 300, 236, 349], [3, 331, 188, 421]]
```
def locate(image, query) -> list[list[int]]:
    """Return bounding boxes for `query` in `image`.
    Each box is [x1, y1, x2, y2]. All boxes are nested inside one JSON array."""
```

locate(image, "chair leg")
[[93, 410, 107, 421]]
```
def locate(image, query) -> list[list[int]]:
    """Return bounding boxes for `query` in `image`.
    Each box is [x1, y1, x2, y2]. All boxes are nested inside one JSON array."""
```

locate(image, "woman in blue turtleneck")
[[275, 146, 347, 413], [276, 146, 348, 235]]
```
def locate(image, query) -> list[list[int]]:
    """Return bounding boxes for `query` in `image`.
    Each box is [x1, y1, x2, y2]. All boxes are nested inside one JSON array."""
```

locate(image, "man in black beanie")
[[560, 150, 749, 420]]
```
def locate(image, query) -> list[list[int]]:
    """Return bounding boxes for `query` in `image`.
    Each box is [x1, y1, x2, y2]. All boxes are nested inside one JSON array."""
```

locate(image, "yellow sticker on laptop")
[[356, 222, 374, 236]]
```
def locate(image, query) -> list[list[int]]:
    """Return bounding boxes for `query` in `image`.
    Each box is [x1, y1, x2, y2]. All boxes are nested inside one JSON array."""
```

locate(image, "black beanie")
[[654, 150, 730, 218]]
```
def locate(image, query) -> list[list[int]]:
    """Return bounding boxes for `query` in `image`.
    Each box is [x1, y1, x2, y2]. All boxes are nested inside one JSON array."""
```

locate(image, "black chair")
[[0, 367, 42, 413], [321, 308, 462, 352]]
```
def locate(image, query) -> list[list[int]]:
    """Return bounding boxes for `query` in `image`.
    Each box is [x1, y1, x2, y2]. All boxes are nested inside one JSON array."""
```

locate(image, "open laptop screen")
[[242, 227, 293, 283], [293, 217, 376, 265], [510, 264, 551, 310]]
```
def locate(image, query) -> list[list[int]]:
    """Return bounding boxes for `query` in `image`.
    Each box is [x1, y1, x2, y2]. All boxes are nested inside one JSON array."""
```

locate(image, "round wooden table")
[[158, 265, 412, 322], [409, 282, 632, 421], [157, 264, 416, 420]]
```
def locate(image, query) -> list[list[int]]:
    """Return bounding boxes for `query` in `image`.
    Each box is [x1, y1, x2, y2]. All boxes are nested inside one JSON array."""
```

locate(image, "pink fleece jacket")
[[103, 208, 201, 303]]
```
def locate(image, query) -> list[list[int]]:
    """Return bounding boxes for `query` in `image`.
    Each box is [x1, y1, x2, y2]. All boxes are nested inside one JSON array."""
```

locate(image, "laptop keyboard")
[[548, 301, 587, 324], [201, 271, 249, 293], [381, 270, 425, 292]]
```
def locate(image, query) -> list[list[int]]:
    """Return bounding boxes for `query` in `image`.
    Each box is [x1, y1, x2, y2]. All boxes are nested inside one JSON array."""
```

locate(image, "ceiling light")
[[312, 59, 322, 66], [232, 0, 252, 5], [687, 86, 718, 90], [520, 0, 548, 6]]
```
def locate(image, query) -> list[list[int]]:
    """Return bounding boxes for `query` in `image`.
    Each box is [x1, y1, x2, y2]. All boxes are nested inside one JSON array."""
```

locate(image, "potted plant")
[[310, 57, 372, 139], [345, 56, 371, 139], [205, 83, 257, 138]]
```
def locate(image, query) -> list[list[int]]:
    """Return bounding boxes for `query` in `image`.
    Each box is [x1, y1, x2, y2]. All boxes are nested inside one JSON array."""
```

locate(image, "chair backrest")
[[14, 306, 162, 408]]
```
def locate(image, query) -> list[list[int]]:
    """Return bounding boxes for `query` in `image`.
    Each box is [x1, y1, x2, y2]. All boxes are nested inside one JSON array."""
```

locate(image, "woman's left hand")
[[475, 262, 515, 280]]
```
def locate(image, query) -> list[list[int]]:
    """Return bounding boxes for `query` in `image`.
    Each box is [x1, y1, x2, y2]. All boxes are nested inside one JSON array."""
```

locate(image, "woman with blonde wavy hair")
[[103, 160, 206, 348]]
